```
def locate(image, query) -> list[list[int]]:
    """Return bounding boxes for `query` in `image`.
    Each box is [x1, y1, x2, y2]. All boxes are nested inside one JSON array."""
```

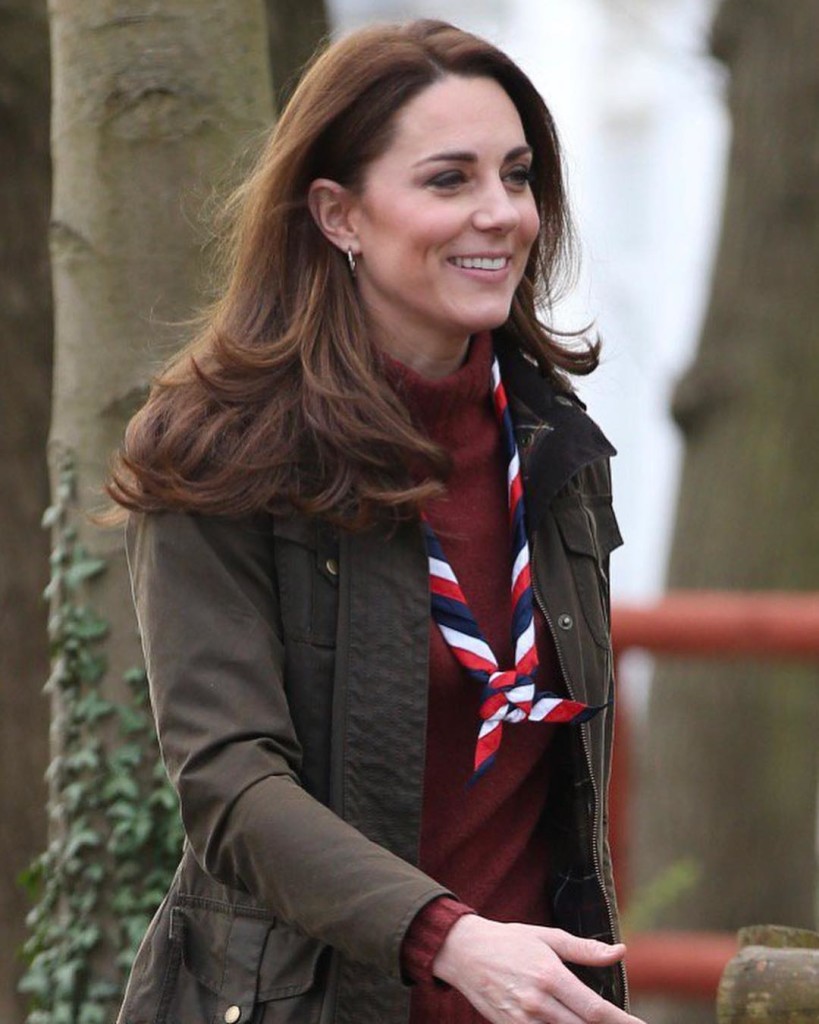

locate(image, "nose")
[[471, 183, 521, 233]]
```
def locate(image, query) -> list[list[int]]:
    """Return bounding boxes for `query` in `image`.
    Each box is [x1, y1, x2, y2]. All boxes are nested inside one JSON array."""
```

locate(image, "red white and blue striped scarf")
[[422, 352, 606, 783]]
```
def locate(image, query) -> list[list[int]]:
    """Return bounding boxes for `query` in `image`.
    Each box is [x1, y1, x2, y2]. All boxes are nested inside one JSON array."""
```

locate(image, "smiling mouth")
[[449, 256, 511, 271]]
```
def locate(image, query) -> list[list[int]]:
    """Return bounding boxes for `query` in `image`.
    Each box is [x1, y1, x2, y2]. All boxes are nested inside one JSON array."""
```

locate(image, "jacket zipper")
[[531, 533, 629, 1011]]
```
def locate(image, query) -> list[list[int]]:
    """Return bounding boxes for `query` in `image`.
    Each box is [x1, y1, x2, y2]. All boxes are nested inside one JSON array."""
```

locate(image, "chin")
[[464, 310, 513, 334]]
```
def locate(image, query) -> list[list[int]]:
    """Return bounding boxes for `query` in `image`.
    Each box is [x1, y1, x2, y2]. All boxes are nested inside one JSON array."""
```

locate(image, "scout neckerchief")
[[422, 353, 607, 783]]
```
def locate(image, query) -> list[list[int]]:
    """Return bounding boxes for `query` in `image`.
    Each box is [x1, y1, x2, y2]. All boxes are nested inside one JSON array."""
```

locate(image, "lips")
[[449, 255, 511, 271]]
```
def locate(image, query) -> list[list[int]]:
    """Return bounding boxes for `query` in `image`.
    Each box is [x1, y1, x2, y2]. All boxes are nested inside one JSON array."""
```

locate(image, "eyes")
[[426, 164, 535, 193]]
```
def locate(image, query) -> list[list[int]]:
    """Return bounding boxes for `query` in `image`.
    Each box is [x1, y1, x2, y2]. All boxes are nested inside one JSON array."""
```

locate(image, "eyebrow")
[[413, 144, 533, 167]]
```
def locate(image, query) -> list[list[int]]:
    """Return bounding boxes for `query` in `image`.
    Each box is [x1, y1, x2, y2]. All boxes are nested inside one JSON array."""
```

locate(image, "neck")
[[381, 330, 493, 437], [369, 321, 470, 379], [388, 342, 470, 379]]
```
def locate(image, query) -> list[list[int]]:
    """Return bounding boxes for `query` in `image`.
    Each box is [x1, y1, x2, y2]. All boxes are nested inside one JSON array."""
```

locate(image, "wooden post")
[[717, 926, 819, 1023]]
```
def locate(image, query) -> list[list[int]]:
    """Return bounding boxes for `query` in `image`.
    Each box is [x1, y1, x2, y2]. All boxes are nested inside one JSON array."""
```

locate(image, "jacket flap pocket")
[[171, 902, 234, 994], [589, 498, 624, 558], [552, 496, 623, 560], [171, 901, 323, 1003], [257, 921, 325, 1000]]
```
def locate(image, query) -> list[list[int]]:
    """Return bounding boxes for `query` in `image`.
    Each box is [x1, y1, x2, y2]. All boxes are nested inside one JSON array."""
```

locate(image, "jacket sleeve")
[[126, 511, 449, 978]]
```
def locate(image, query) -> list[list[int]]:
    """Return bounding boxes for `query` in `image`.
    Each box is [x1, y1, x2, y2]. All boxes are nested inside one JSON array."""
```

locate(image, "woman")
[[110, 19, 642, 1024]]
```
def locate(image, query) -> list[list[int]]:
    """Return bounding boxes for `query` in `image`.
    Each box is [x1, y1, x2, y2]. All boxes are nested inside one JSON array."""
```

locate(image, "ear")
[[308, 178, 361, 256]]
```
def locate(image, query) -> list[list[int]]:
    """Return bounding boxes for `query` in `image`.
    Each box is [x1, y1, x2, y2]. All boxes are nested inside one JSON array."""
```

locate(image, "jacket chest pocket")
[[551, 494, 623, 650], [272, 518, 339, 648], [137, 900, 328, 1024]]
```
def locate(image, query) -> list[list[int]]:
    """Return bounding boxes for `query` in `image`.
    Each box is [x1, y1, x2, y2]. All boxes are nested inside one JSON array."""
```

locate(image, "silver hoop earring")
[[346, 247, 357, 277]]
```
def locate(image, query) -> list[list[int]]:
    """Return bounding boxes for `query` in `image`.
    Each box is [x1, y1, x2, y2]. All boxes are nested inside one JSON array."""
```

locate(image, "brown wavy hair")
[[107, 18, 599, 528]]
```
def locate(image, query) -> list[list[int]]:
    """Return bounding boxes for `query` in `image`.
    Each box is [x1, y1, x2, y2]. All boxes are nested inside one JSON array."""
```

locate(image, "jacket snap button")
[[224, 1007, 241, 1024], [325, 557, 339, 576], [558, 614, 574, 630]]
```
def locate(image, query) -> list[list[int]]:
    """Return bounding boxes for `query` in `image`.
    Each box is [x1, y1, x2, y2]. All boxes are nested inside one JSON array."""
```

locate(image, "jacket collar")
[[495, 335, 616, 531]]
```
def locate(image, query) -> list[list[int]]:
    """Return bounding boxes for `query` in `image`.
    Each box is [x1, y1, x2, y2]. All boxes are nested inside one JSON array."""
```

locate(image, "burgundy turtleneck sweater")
[[384, 334, 565, 1023]]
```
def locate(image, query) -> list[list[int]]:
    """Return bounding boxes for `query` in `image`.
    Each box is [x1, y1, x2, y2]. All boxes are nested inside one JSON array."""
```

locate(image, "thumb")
[[544, 930, 626, 966]]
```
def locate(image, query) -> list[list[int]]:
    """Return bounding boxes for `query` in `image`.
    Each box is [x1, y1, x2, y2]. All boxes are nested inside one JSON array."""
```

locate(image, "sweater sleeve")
[[401, 896, 477, 983]]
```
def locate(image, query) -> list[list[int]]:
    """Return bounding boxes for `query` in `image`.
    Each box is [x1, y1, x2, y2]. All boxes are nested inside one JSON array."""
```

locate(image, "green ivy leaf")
[[75, 648, 107, 685], [53, 959, 82, 990], [116, 703, 148, 735], [109, 743, 142, 770], [17, 860, 44, 897], [64, 556, 107, 589], [41, 504, 61, 529], [83, 862, 105, 884], [74, 692, 115, 724], [63, 746, 100, 773], [148, 785, 178, 812], [23, 456, 183, 1022], [17, 962, 50, 994], [87, 978, 121, 1001], [101, 772, 140, 802], [123, 666, 148, 688], [70, 612, 109, 642]]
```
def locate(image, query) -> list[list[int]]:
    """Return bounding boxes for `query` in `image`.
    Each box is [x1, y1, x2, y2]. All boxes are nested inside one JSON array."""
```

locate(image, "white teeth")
[[452, 256, 508, 270]]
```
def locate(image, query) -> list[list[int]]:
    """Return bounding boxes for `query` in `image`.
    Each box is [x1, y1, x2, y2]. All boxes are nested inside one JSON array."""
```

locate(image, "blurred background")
[[2, 1, 817, 1022]]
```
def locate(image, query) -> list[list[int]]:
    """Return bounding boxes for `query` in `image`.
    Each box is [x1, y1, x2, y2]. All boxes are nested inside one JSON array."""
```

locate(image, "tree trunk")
[[0, 2, 52, 1020], [39, 0, 273, 1013], [718, 948, 819, 1023], [48, 0, 274, 707], [717, 927, 819, 1024], [634, 3, 819, 1022], [265, 0, 330, 107]]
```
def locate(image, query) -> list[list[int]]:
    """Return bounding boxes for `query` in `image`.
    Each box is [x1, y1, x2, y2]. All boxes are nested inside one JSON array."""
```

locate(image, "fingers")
[[552, 974, 651, 1024], [547, 968, 646, 1024], [438, 918, 646, 1024], [543, 929, 626, 966], [534, 934, 644, 1024], [526, 992, 588, 1024], [521, 980, 646, 1024]]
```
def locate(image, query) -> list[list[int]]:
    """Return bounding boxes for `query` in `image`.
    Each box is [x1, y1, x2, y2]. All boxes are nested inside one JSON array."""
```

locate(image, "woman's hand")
[[432, 915, 646, 1024]]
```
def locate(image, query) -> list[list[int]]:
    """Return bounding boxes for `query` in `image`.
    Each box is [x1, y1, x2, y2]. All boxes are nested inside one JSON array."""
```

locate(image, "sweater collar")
[[381, 331, 493, 439], [381, 328, 616, 530]]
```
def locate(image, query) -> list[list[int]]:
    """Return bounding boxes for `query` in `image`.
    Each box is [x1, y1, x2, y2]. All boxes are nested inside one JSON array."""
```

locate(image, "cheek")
[[414, 213, 462, 255], [368, 210, 446, 267], [521, 203, 541, 248]]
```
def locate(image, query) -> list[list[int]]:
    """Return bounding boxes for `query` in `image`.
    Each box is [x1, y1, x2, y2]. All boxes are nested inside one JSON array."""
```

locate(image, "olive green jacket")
[[117, 341, 626, 1024]]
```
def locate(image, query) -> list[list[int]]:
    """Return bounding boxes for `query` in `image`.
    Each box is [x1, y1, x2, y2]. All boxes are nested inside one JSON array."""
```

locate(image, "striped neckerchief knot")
[[423, 351, 607, 784]]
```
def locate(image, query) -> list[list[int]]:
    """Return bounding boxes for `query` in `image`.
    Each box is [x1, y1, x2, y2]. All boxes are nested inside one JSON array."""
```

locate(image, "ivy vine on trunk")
[[19, 451, 184, 1024]]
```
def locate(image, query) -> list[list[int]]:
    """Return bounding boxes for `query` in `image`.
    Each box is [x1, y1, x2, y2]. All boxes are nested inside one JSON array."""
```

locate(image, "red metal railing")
[[609, 591, 819, 998]]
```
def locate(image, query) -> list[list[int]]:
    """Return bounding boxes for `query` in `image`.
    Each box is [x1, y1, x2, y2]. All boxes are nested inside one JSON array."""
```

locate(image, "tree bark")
[[717, 927, 819, 1023], [48, 0, 274, 684], [46, 0, 273, 996], [0, 2, 52, 1019], [634, 3, 819, 1022], [264, 0, 330, 107], [718, 948, 819, 1023]]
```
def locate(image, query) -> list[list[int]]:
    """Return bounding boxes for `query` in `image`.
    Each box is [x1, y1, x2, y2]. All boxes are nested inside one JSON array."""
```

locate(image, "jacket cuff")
[[400, 896, 476, 984]]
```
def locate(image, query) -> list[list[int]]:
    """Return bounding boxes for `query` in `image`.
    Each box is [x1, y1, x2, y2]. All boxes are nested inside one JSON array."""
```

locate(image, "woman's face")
[[345, 75, 540, 374]]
